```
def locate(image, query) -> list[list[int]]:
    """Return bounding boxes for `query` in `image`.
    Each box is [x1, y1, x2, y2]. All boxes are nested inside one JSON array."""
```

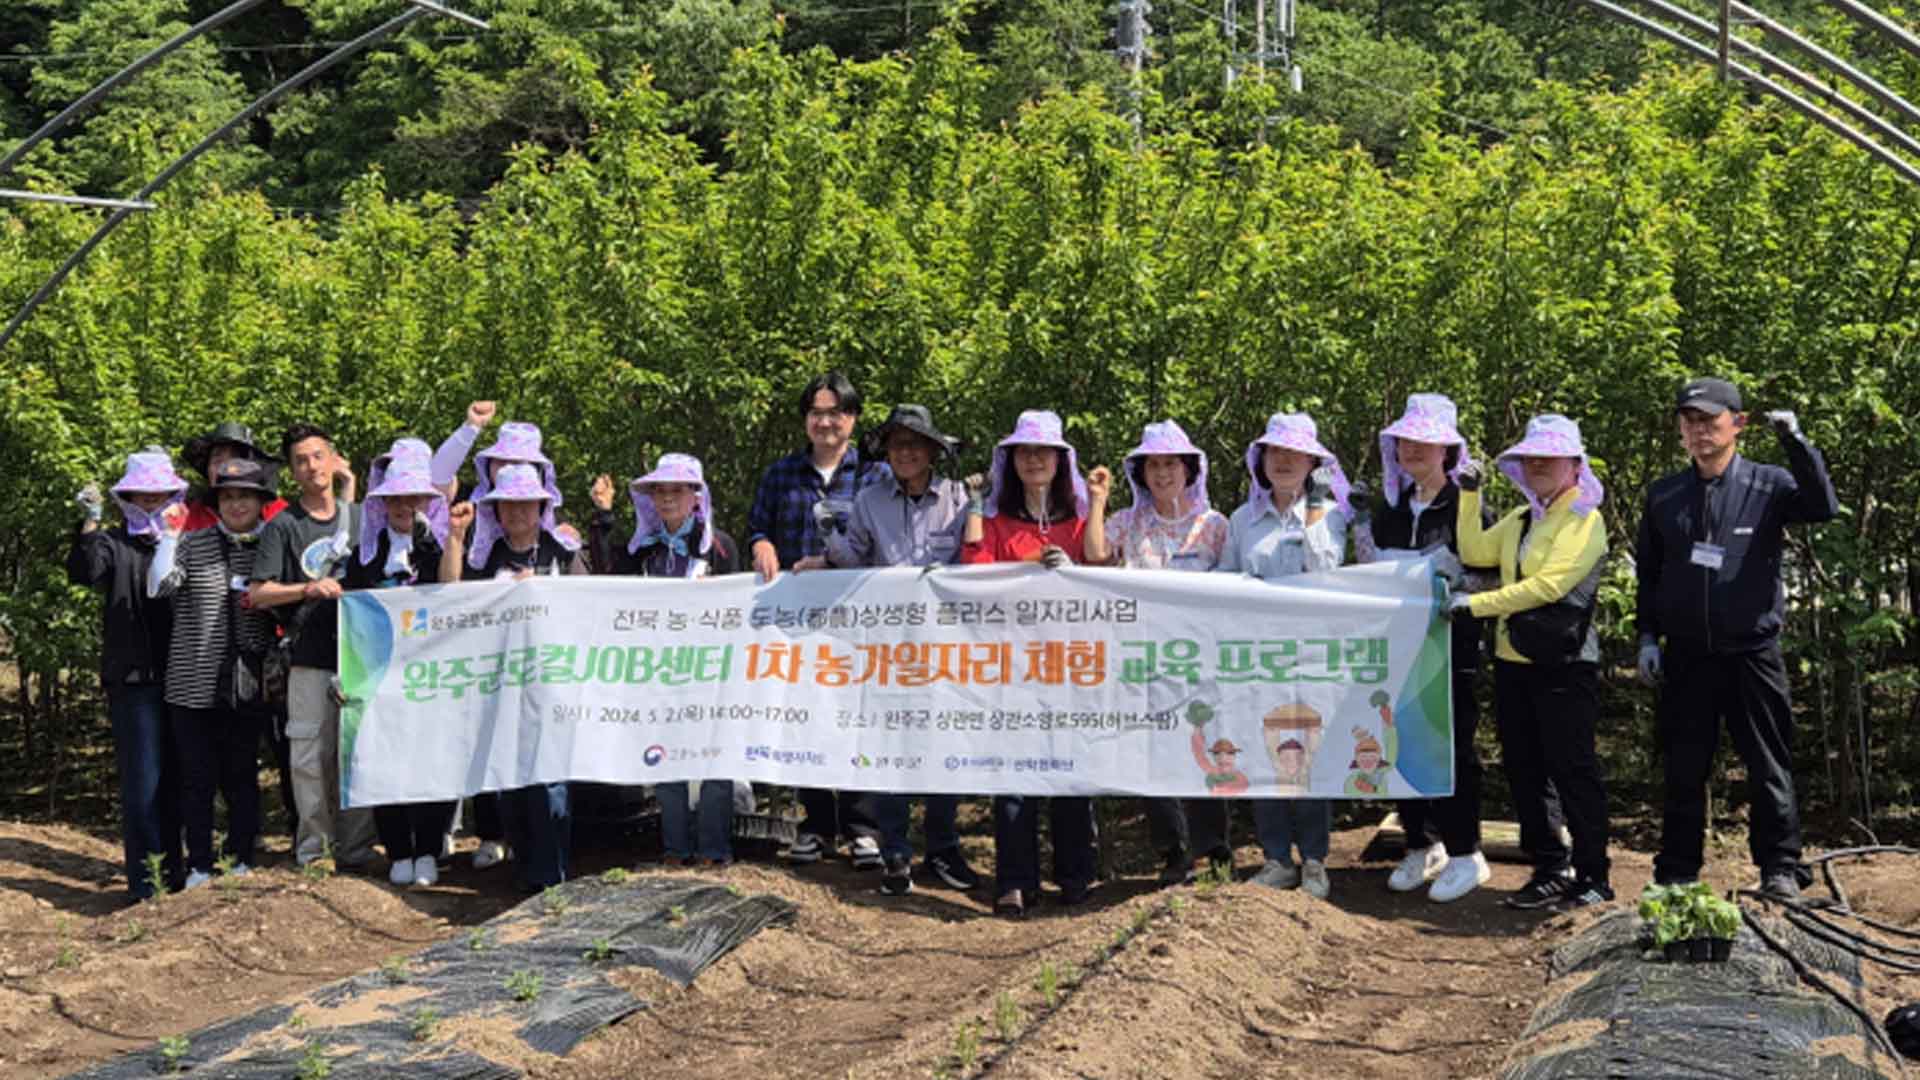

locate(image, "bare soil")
[[7, 810, 1861, 1080]]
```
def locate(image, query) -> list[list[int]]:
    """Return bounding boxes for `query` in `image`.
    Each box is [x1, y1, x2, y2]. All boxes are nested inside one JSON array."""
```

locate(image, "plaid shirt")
[[746, 447, 891, 569]]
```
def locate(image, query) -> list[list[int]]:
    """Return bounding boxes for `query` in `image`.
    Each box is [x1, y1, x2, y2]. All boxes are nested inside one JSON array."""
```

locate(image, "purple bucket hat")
[[110, 451, 188, 538], [360, 443, 451, 564], [1495, 414, 1605, 518], [627, 453, 713, 564], [468, 421, 575, 567], [470, 462, 566, 567], [985, 410, 1089, 520], [1378, 393, 1475, 507], [1123, 420, 1210, 513], [1243, 413, 1351, 515]]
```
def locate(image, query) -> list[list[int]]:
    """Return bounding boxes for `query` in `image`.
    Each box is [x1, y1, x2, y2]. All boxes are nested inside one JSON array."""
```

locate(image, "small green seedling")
[[1170, 895, 1189, 915], [409, 1006, 441, 1042], [466, 928, 490, 952], [1131, 905, 1153, 934], [1035, 963, 1059, 1008], [726, 884, 743, 897], [380, 955, 411, 985], [143, 853, 170, 900], [667, 904, 688, 927], [952, 1021, 980, 1070], [287, 1012, 309, 1031], [541, 888, 571, 917], [600, 867, 632, 885], [506, 970, 543, 1002], [993, 991, 1021, 1040], [54, 942, 80, 969], [214, 855, 241, 898], [295, 1039, 331, 1080], [158, 1035, 189, 1073], [119, 918, 147, 944], [584, 937, 616, 963]]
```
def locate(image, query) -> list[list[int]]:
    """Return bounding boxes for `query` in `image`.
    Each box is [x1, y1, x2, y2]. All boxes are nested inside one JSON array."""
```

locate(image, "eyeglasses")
[[807, 408, 850, 422]]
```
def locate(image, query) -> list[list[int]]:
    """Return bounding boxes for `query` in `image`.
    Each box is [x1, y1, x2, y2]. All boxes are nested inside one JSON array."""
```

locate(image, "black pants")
[[171, 705, 261, 873], [1653, 642, 1802, 883], [473, 791, 505, 842], [1399, 668, 1484, 857], [797, 787, 880, 844], [1145, 798, 1230, 862], [993, 795, 1097, 895], [263, 707, 296, 830], [1494, 660, 1610, 884], [376, 801, 458, 862]]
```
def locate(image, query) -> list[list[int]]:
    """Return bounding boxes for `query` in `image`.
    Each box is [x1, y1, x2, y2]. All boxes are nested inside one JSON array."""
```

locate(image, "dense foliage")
[[2, 1, 1916, 832]]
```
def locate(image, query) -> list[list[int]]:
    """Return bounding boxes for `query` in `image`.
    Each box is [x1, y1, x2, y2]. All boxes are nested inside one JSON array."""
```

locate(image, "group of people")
[[70, 371, 1836, 919]]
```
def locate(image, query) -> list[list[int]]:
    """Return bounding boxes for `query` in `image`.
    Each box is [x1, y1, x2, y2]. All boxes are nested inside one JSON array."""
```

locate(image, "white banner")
[[336, 562, 1454, 807]]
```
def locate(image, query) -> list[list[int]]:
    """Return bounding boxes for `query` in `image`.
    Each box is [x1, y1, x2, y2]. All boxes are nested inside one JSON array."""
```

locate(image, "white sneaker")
[[850, 835, 882, 870], [388, 859, 415, 887], [784, 832, 826, 865], [1428, 851, 1490, 903], [472, 841, 508, 870], [1300, 859, 1331, 900], [1251, 860, 1299, 890], [184, 870, 213, 891], [412, 855, 439, 888], [1388, 845, 1449, 892]]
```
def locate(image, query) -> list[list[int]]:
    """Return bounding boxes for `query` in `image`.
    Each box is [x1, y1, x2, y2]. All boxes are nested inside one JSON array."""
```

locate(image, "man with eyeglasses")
[[746, 372, 892, 867], [1635, 377, 1836, 900]]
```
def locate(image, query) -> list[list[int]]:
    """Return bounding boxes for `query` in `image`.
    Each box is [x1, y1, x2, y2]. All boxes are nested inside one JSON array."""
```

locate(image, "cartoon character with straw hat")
[[1262, 704, 1323, 795], [1346, 691, 1400, 796]]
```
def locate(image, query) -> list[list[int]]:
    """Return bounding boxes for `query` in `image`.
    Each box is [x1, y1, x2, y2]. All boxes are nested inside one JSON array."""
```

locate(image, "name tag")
[[1690, 543, 1725, 570], [229, 575, 249, 592], [1734, 526, 1754, 536]]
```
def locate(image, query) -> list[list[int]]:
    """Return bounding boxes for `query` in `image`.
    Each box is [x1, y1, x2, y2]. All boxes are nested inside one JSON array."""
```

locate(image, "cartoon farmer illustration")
[[1345, 690, 1399, 796], [1262, 703, 1324, 796], [1185, 701, 1249, 794]]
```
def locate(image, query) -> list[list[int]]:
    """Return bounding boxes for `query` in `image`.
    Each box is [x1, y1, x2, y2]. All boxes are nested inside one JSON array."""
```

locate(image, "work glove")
[[1764, 410, 1800, 438], [75, 483, 104, 522], [1637, 637, 1663, 687], [1445, 592, 1473, 618], [1039, 545, 1071, 569], [1455, 460, 1484, 492]]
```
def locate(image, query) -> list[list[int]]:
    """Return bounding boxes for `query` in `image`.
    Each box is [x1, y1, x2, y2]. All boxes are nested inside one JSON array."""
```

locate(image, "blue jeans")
[[110, 686, 182, 899], [1253, 798, 1331, 864], [503, 783, 571, 891], [875, 793, 960, 863], [993, 795, 1096, 896], [658, 781, 734, 861]]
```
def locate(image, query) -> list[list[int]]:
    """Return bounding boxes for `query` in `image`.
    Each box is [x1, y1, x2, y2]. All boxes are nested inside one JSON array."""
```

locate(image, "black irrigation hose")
[[1811, 846, 1920, 863], [1790, 905, 1920, 962], [1822, 858, 1855, 913], [1739, 904, 1907, 1072], [1739, 889, 1920, 973]]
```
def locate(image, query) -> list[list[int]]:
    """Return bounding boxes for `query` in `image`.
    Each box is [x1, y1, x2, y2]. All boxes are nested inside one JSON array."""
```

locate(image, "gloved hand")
[[810, 499, 844, 537], [1637, 637, 1663, 687], [1455, 460, 1484, 492], [1428, 547, 1464, 581], [1764, 410, 1800, 437], [964, 472, 989, 515], [75, 483, 103, 522], [1445, 592, 1473, 618], [1039, 545, 1071, 569], [1306, 467, 1335, 509], [1347, 479, 1374, 520]]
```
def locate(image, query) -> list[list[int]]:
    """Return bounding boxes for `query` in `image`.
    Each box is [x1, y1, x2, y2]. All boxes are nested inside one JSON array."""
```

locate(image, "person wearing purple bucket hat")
[[68, 450, 190, 899], [586, 454, 743, 869], [466, 421, 580, 571], [444, 462, 588, 892], [1367, 394, 1496, 903], [1217, 412, 1359, 901], [344, 445, 456, 890], [1084, 420, 1233, 887], [961, 410, 1098, 918], [1454, 413, 1613, 911]]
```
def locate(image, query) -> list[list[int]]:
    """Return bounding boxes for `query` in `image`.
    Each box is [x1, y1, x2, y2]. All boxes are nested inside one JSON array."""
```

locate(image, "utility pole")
[[1256, 0, 1266, 78], [1279, 0, 1301, 92], [1224, 0, 1237, 90], [1115, 0, 1151, 135]]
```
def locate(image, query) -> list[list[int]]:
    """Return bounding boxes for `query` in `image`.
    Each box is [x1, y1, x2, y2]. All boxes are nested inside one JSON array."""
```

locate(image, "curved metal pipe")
[[0, 7, 428, 354], [0, 0, 268, 178], [1577, 0, 1920, 188], [1732, 0, 1920, 131], [1823, 0, 1920, 66], [1636, 0, 1920, 162]]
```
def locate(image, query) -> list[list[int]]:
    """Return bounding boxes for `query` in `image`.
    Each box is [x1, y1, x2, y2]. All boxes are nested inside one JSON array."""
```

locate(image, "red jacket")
[[183, 497, 288, 533], [962, 514, 1087, 565]]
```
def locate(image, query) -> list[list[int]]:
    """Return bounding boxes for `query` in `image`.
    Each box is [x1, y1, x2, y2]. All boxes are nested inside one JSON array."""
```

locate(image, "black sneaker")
[[1503, 870, 1576, 910], [1158, 850, 1195, 887], [880, 854, 913, 896], [1760, 872, 1801, 901], [1560, 880, 1615, 909], [925, 847, 982, 891]]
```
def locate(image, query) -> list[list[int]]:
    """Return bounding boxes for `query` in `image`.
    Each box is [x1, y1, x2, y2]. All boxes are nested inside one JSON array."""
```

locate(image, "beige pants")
[[287, 666, 377, 866]]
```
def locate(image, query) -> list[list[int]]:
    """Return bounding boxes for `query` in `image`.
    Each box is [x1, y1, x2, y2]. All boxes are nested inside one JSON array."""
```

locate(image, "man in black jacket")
[[1635, 377, 1838, 898]]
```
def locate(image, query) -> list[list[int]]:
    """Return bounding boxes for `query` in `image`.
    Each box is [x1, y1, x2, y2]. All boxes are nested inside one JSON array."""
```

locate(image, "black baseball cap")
[[1675, 377, 1743, 415]]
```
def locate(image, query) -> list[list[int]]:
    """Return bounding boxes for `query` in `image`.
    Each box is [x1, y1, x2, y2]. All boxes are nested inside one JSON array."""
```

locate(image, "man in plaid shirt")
[[747, 372, 891, 866]]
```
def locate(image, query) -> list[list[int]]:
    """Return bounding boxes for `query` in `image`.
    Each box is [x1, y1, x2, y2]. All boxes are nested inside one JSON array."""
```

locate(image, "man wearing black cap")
[[1635, 377, 1837, 898]]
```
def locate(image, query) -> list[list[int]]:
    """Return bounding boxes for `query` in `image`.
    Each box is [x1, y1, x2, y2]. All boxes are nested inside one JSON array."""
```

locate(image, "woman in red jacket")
[[962, 410, 1096, 917]]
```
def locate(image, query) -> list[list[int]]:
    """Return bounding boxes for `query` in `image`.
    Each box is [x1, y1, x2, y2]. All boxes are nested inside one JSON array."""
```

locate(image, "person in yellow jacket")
[[1452, 414, 1613, 912]]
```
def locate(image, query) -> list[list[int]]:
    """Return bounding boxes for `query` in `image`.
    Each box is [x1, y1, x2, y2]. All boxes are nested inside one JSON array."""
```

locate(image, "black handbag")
[[221, 542, 280, 716], [1505, 515, 1603, 666]]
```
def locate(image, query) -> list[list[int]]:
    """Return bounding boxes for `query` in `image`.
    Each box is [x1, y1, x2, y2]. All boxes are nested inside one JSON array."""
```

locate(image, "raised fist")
[[467, 400, 498, 430], [1455, 460, 1484, 492], [448, 501, 476, 539], [964, 472, 989, 498], [1086, 466, 1113, 505], [590, 473, 615, 512]]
